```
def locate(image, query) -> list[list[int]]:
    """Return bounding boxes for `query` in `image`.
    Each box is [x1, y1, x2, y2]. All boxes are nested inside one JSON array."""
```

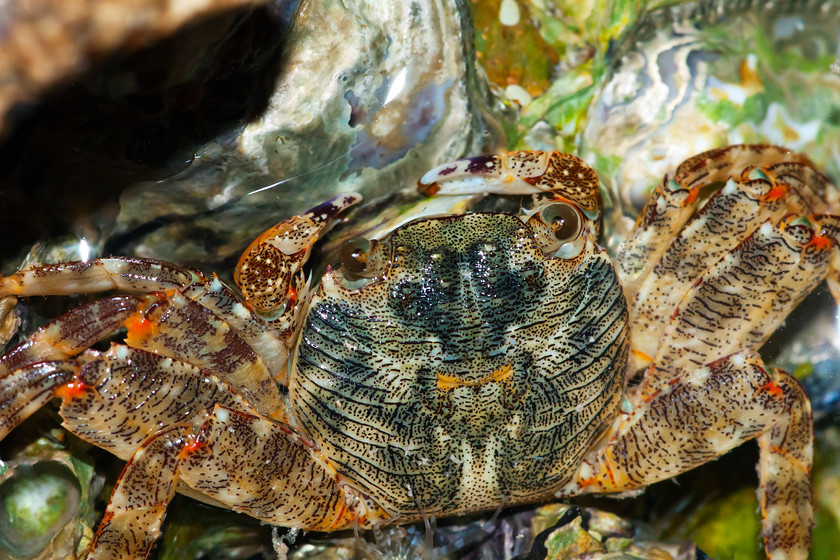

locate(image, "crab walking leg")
[[179, 406, 390, 530], [87, 406, 391, 560], [624, 171, 827, 372], [0, 195, 359, 376], [87, 425, 190, 560], [0, 292, 285, 416], [0, 261, 294, 384], [180, 282, 290, 381], [818, 216, 840, 307], [418, 151, 601, 220], [636, 216, 838, 396], [0, 361, 75, 440], [0, 344, 256, 459], [565, 352, 812, 560], [0, 196, 357, 301], [0, 257, 203, 297], [0, 296, 144, 378], [617, 144, 829, 287], [116, 290, 285, 415]]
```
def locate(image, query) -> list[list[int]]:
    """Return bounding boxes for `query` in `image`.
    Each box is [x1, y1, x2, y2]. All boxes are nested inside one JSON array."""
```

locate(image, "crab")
[[0, 145, 835, 560]]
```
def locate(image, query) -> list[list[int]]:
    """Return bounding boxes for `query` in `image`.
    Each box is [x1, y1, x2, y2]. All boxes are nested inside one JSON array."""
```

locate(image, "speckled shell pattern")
[[290, 212, 629, 519]]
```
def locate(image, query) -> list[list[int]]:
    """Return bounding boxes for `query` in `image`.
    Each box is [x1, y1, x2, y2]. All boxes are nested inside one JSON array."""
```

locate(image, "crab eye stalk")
[[526, 201, 588, 257], [340, 237, 380, 278], [540, 202, 582, 243]]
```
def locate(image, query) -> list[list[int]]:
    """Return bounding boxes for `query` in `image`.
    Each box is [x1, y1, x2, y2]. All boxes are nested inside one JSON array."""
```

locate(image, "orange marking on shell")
[[327, 499, 352, 530], [239, 224, 286, 263], [603, 459, 617, 486], [56, 381, 91, 401], [768, 444, 811, 474], [437, 364, 513, 391], [418, 180, 440, 195], [286, 283, 298, 309], [579, 457, 617, 490], [643, 387, 662, 403], [183, 438, 205, 454], [579, 475, 597, 489], [549, 194, 577, 205]]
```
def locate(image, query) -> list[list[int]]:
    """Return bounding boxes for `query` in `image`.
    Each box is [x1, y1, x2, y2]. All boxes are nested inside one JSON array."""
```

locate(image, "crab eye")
[[340, 237, 375, 276], [540, 202, 582, 243]]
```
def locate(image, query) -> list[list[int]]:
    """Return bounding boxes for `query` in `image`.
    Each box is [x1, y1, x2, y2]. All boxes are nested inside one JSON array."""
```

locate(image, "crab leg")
[[0, 344, 254, 456], [0, 195, 362, 409], [116, 290, 286, 415], [0, 257, 203, 297], [563, 351, 812, 560], [635, 216, 839, 396], [179, 406, 389, 529], [621, 162, 814, 311], [0, 343, 392, 558], [617, 144, 829, 285], [618, 147, 840, 364], [0, 195, 359, 301], [87, 405, 390, 560], [0, 292, 286, 416], [87, 425, 189, 560], [0, 296, 144, 377], [0, 194, 360, 376], [0, 361, 75, 440]]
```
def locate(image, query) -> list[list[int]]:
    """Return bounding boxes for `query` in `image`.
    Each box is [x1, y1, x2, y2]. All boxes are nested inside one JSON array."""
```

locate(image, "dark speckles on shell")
[[291, 212, 628, 518]]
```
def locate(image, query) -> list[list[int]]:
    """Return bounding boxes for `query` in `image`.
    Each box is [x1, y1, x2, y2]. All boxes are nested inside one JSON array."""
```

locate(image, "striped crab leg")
[[0, 194, 361, 388], [616, 144, 830, 286], [617, 145, 840, 375], [0, 346, 391, 560], [86, 405, 391, 560], [634, 214, 840, 394], [560, 351, 811, 560]]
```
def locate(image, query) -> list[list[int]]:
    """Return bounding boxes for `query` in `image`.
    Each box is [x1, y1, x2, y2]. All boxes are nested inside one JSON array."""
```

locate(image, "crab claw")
[[418, 151, 601, 220], [418, 152, 552, 195], [234, 194, 362, 321]]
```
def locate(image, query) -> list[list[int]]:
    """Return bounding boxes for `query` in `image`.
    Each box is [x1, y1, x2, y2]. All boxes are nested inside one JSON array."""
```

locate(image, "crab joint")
[[805, 234, 832, 251], [756, 381, 784, 397], [124, 312, 156, 342], [763, 183, 788, 201], [630, 348, 653, 364], [55, 380, 92, 401], [684, 186, 701, 204]]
